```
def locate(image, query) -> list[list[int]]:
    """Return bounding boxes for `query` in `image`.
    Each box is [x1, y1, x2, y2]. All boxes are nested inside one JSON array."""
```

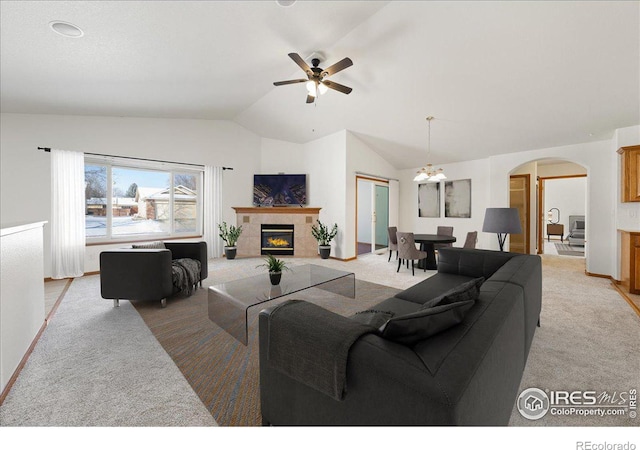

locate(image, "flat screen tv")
[[253, 174, 307, 206]]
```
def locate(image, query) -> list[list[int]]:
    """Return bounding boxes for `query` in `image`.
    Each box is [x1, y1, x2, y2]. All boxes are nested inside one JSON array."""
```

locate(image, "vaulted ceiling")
[[1, 1, 638, 169]]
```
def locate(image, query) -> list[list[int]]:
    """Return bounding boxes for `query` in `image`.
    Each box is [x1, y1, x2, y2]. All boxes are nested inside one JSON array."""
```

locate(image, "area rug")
[[554, 242, 585, 256], [132, 279, 401, 426]]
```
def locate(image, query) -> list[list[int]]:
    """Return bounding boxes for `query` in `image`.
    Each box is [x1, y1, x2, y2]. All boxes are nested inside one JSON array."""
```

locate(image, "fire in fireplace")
[[261, 224, 294, 256]]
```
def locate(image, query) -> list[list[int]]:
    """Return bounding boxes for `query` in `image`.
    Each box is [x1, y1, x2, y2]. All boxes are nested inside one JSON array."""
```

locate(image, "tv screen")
[[253, 174, 307, 206]]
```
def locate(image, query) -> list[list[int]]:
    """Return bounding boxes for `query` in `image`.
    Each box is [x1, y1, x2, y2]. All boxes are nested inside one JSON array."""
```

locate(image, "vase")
[[318, 245, 331, 259], [224, 246, 237, 260], [269, 271, 282, 286]]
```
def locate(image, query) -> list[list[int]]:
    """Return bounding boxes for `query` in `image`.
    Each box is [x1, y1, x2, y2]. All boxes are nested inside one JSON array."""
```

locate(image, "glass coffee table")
[[207, 264, 355, 345]]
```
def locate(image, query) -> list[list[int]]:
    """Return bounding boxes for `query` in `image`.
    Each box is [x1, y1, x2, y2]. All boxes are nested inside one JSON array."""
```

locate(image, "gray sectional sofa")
[[259, 247, 542, 426]]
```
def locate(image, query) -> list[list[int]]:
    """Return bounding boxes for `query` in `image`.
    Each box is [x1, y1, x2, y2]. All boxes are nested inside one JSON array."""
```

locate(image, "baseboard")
[[611, 281, 640, 318], [585, 271, 611, 279]]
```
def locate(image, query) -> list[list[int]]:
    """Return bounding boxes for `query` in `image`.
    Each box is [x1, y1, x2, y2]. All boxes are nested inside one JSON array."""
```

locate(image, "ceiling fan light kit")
[[414, 116, 447, 182], [273, 53, 353, 104]]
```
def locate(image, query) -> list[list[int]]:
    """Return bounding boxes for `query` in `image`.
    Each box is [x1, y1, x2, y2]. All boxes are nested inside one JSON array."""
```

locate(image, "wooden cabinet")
[[618, 145, 640, 202], [620, 230, 640, 295]]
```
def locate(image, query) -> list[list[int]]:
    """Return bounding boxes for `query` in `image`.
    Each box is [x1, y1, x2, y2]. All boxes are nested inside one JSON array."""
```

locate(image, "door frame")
[[509, 174, 531, 254], [355, 175, 389, 257], [536, 174, 588, 254]]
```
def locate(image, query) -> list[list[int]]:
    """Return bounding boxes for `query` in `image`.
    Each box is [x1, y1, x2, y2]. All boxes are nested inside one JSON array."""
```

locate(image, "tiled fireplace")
[[233, 207, 320, 258]]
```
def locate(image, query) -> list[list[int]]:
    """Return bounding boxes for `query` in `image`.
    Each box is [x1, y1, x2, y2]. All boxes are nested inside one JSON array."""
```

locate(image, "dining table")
[[413, 234, 457, 270]]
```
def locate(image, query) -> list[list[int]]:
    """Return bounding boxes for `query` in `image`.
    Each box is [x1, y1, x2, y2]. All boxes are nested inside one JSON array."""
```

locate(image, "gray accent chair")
[[387, 226, 398, 261], [433, 226, 454, 252], [567, 215, 585, 246], [463, 231, 478, 249], [99, 241, 208, 308], [396, 232, 427, 276]]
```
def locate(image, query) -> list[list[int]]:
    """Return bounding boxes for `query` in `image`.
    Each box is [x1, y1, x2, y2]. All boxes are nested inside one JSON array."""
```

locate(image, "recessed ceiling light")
[[276, 0, 296, 7], [49, 21, 84, 38]]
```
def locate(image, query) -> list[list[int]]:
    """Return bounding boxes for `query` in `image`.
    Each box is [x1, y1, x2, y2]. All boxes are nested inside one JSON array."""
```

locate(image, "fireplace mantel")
[[233, 207, 321, 257], [232, 207, 321, 215]]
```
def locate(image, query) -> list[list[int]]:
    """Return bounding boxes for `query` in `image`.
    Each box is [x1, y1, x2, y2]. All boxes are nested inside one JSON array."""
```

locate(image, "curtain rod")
[[37, 147, 233, 170]]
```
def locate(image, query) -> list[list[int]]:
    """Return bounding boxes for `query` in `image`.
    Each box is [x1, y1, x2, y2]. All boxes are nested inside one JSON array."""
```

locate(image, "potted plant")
[[218, 222, 243, 260], [311, 220, 338, 259], [257, 253, 290, 285]]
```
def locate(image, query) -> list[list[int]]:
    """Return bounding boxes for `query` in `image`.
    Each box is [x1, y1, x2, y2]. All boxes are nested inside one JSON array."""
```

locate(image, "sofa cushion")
[[437, 248, 517, 279], [350, 310, 395, 328], [421, 277, 485, 309], [132, 241, 166, 249], [394, 273, 475, 305], [370, 296, 424, 316], [378, 300, 475, 345]]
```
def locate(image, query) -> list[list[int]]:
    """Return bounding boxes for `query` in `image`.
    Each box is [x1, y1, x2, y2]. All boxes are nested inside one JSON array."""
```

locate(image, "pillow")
[[350, 310, 395, 329], [421, 277, 484, 309], [575, 220, 585, 230], [379, 300, 475, 345], [132, 241, 166, 249]]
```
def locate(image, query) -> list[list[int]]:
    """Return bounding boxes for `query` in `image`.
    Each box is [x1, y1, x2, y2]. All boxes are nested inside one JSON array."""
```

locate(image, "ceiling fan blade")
[[322, 80, 352, 95], [288, 53, 312, 74], [273, 79, 308, 86], [321, 57, 353, 77], [306, 95, 315, 104]]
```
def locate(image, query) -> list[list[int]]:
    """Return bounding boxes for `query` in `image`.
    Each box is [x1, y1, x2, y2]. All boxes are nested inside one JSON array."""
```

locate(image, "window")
[[84, 158, 202, 242]]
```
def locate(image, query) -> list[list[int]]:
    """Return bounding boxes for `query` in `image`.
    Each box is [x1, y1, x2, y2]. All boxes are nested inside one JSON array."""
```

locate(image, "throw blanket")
[[171, 258, 201, 296], [267, 300, 375, 401]]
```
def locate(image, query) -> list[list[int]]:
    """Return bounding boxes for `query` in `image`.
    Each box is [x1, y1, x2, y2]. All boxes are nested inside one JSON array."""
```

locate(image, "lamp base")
[[496, 233, 507, 252]]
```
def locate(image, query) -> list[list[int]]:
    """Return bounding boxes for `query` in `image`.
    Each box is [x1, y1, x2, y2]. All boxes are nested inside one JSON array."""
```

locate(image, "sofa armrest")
[[164, 241, 208, 281], [99, 249, 173, 301]]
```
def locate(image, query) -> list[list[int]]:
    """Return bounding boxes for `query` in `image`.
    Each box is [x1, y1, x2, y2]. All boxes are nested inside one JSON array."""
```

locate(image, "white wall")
[[399, 158, 491, 250], [538, 161, 587, 178], [345, 131, 399, 259], [0, 113, 262, 276], [260, 130, 398, 260], [488, 140, 613, 276]]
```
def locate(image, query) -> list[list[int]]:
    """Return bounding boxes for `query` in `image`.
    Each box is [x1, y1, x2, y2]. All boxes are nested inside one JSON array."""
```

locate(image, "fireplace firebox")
[[261, 224, 294, 256]]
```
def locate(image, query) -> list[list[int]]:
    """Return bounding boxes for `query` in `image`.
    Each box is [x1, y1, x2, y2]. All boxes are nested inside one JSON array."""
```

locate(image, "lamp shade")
[[482, 208, 522, 234]]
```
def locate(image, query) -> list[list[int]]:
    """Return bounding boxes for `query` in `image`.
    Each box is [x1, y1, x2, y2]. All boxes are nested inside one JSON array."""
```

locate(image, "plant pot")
[[318, 245, 331, 259], [269, 271, 282, 286], [224, 246, 237, 260]]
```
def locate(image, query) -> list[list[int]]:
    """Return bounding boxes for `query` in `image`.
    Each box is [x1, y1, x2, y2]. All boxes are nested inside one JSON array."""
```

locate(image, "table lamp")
[[482, 208, 522, 251]]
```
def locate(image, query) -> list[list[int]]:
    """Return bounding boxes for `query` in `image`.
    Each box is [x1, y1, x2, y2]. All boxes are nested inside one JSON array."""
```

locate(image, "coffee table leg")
[[316, 273, 355, 298], [208, 287, 249, 345]]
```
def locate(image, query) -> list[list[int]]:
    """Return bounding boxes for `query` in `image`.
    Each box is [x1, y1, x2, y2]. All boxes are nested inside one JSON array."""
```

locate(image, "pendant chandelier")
[[413, 116, 446, 182]]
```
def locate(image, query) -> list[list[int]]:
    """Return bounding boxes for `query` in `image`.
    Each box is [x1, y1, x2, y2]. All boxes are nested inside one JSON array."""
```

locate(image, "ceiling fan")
[[273, 53, 353, 104]]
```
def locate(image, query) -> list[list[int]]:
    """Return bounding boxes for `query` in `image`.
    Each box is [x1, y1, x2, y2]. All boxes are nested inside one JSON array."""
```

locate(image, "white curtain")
[[204, 166, 224, 259], [51, 149, 85, 279]]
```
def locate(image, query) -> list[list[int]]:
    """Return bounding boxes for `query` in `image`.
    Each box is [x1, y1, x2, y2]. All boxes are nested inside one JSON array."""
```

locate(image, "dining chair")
[[463, 231, 478, 249], [433, 226, 454, 253], [387, 226, 398, 262], [396, 232, 427, 276]]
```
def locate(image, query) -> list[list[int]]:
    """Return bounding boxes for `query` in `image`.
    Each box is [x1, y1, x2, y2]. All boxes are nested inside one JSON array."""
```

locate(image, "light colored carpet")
[[509, 256, 639, 426], [0, 275, 217, 426]]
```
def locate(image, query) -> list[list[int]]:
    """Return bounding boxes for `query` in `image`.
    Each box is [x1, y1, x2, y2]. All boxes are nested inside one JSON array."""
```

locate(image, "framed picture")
[[418, 182, 440, 217], [445, 179, 471, 218]]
